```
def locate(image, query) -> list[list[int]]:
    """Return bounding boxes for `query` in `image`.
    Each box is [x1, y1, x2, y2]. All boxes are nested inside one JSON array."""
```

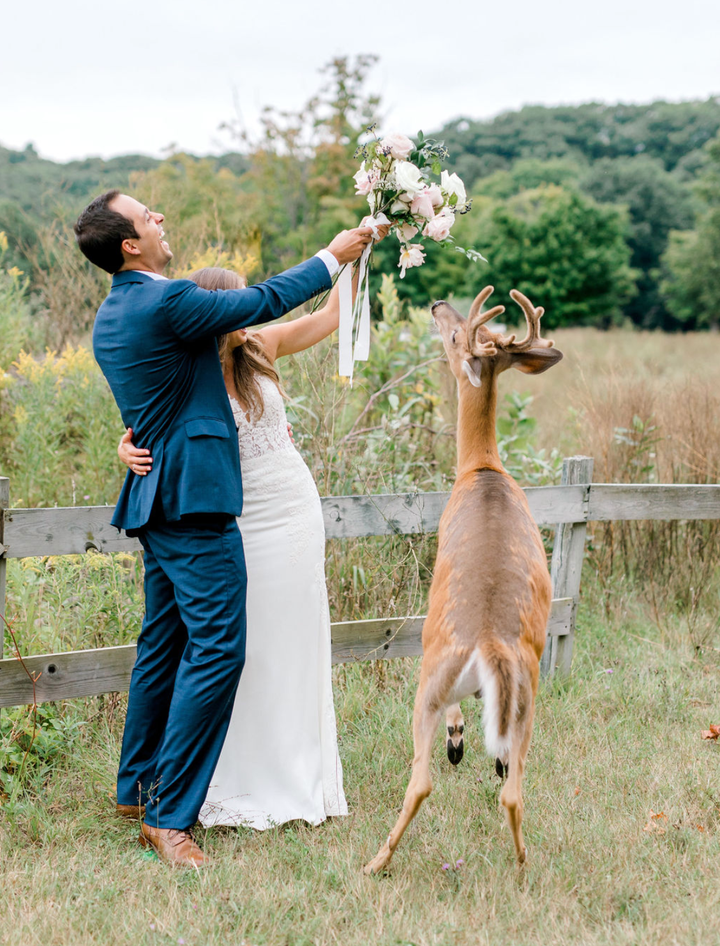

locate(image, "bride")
[[119, 260, 368, 830]]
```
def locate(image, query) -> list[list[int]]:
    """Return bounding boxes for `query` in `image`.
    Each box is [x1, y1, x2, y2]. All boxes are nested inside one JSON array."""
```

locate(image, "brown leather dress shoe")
[[139, 822, 210, 868], [116, 804, 145, 820]]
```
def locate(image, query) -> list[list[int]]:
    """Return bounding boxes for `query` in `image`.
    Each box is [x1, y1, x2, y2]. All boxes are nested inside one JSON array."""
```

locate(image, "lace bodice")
[[229, 375, 295, 462]]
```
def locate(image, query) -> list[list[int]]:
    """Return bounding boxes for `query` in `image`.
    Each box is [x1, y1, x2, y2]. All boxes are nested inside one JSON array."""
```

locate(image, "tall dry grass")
[[503, 327, 720, 646]]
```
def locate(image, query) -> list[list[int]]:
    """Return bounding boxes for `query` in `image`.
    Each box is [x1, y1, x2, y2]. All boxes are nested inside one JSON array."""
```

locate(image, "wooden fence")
[[2, 457, 720, 708]]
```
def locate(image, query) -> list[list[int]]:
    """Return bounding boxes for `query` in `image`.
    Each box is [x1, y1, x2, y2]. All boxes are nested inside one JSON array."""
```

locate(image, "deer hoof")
[[447, 724, 464, 765], [364, 846, 392, 876], [495, 758, 508, 780], [447, 737, 464, 765]]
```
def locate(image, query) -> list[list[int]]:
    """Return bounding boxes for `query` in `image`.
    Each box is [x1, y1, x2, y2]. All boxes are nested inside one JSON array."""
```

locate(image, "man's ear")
[[121, 238, 141, 257], [510, 347, 563, 375]]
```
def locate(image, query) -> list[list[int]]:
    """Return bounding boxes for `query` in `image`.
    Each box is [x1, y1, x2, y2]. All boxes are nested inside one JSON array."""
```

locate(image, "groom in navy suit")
[[75, 191, 371, 866]]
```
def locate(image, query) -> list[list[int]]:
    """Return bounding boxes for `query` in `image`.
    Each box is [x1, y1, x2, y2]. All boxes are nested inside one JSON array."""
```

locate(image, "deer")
[[364, 286, 563, 875]]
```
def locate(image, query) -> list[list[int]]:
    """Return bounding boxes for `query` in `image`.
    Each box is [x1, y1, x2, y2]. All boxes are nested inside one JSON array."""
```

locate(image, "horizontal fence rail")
[[0, 600, 574, 708], [2, 468, 720, 708], [4, 484, 720, 560]]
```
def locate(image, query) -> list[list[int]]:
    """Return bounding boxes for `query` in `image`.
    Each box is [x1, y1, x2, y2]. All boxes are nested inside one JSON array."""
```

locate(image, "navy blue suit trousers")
[[117, 513, 247, 829]]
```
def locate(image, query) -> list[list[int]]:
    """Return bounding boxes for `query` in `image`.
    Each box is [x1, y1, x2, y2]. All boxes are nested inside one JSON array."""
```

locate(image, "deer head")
[[432, 286, 563, 389]]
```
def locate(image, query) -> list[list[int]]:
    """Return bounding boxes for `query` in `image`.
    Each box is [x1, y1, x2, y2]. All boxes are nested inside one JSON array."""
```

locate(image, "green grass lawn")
[[2, 586, 719, 946]]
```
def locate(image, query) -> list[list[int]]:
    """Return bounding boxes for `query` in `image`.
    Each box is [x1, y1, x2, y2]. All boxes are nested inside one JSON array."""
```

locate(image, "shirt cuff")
[[314, 248, 340, 277]]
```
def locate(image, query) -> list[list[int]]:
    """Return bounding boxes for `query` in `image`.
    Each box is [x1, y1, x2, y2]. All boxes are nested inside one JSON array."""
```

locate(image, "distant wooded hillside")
[[1, 89, 719, 338]]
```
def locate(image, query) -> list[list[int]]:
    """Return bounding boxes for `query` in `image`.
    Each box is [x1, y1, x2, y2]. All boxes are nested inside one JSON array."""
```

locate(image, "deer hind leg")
[[446, 703, 464, 765], [499, 681, 535, 865], [364, 662, 451, 876]]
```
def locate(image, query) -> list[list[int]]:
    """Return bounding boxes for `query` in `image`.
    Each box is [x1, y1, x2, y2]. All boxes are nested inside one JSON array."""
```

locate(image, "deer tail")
[[477, 642, 516, 764]]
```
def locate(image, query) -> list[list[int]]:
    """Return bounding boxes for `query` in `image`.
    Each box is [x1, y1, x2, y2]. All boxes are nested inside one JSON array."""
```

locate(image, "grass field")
[[2, 328, 720, 945], [2, 579, 719, 946]]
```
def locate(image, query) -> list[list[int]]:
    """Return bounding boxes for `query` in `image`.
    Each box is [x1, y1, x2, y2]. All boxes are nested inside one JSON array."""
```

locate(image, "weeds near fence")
[[1, 611, 40, 781]]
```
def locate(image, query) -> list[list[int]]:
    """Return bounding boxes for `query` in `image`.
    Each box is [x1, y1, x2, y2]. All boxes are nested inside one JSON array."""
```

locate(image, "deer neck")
[[456, 369, 504, 475]]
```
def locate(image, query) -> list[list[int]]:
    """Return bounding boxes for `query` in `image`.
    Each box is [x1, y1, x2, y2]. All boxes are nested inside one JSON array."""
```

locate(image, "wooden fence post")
[[0, 477, 8, 697], [541, 457, 593, 678]]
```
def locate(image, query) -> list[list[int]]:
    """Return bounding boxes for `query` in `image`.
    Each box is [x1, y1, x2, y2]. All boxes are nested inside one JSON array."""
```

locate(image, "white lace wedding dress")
[[199, 375, 348, 829]]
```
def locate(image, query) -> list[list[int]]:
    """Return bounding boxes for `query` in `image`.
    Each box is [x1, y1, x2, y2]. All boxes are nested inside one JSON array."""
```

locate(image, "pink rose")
[[354, 162, 379, 196], [410, 188, 436, 221], [379, 133, 414, 160], [426, 184, 444, 208], [423, 208, 455, 242], [397, 222, 419, 242]]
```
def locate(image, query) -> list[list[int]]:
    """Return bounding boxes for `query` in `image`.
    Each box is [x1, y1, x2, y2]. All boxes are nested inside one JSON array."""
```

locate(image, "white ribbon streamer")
[[338, 213, 389, 381]]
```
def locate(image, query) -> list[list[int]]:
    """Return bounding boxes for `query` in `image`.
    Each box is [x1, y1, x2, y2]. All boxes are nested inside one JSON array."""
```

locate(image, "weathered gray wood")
[[0, 644, 138, 707], [0, 477, 8, 664], [332, 597, 573, 665], [331, 616, 426, 664], [525, 485, 588, 527], [541, 457, 594, 678], [6, 483, 720, 561], [588, 484, 720, 522], [4, 506, 142, 558], [4, 488, 590, 559], [322, 493, 449, 539], [0, 599, 573, 707]]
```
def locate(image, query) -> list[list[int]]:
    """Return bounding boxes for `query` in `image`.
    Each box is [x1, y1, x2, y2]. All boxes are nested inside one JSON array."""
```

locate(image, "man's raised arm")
[[164, 228, 373, 342]]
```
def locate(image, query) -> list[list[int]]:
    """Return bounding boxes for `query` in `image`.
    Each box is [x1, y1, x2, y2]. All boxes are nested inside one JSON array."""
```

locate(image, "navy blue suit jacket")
[[93, 258, 331, 532]]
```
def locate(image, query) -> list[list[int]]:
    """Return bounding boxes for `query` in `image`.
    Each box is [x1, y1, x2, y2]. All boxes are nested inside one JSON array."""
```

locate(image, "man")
[[75, 190, 371, 866]]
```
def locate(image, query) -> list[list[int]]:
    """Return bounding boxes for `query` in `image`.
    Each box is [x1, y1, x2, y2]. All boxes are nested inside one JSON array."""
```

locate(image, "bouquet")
[[353, 128, 485, 277], [337, 128, 484, 379]]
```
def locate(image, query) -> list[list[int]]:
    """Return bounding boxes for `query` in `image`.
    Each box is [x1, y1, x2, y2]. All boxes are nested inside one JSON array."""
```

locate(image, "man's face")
[[110, 194, 173, 272]]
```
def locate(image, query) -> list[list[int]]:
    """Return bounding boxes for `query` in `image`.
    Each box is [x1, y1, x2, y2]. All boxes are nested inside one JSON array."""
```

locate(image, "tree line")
[[1, 56, 719, 350]]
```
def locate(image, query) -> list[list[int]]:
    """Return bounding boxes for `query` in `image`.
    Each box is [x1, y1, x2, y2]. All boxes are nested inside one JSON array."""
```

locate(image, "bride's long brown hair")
[[188, 267, 285, 421]]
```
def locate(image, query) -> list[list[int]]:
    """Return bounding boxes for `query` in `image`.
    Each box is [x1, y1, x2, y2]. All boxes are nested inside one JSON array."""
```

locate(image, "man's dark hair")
[[74, 190, 138, 274]]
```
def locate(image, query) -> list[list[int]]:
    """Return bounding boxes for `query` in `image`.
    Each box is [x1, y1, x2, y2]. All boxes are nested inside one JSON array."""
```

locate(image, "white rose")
[[441, 170, 468, 208], [393, 161, 425, 197], [389, 197, 412, 215], [398, 243, 426, 279], [379, 133, 414, 160]]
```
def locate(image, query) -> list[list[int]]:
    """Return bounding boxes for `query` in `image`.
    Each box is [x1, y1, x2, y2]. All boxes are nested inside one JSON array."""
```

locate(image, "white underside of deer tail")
[[476, 651, 514, 764]]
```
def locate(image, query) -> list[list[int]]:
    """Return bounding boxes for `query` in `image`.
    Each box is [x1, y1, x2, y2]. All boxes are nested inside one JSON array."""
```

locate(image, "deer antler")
[[500, 290, 554, 351], [467, 286, 505, 356]]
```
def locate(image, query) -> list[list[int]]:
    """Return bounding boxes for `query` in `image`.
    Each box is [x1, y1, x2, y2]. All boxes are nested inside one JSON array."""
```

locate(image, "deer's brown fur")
[[364, 287, 563, 875]]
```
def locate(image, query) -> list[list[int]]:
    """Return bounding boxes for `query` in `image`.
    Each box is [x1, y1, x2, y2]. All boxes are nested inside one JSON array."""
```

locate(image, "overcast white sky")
[[2, 0, 719, 163]]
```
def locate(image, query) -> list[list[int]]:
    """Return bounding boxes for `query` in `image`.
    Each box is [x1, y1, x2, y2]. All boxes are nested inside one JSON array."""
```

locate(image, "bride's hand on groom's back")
[[119, 428, 153, 476]]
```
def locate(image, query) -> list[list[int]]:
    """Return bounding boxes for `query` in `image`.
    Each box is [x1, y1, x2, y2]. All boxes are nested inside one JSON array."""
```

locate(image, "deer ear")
[[462, 357, 484, 387], [510, 347, 563, 375]]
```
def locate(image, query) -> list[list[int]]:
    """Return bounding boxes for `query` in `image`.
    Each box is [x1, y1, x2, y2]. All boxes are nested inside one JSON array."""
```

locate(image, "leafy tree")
[[437, 99, 720, 189], [130, 153, 261, 279], [582, 156, 695, 327], [222, 55, 379, 271], [461, 185, 636, 328], [662, 133, 720, 330], [0, 143, 159, 214], [473, 158, 583, 200]]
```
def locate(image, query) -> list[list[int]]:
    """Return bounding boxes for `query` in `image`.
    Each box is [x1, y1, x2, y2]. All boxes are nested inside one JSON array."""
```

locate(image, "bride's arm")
[[256, 269, 358, 362], [257, 221, 389, 362]]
